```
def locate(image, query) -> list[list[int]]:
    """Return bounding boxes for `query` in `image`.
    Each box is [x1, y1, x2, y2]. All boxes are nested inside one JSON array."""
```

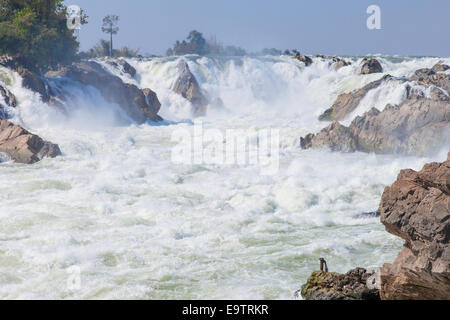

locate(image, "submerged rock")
[[172, 60, 209, 117], [379, 153, 450, 300], [361, 58, 383, 74], [300, 268, 380, 300], [0, 119, 61, 164], [319, 74, 392, 121]]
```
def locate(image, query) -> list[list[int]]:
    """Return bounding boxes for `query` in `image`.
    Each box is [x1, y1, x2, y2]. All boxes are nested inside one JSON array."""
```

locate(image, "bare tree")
[[101, 15, 119, 57]]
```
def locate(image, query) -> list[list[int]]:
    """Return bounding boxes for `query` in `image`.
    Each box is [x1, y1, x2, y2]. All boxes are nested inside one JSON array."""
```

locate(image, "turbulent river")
[[0, 55, 449, 299]]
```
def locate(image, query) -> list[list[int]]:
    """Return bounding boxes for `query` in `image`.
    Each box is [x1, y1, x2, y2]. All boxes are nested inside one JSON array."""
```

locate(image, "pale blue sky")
[[66, 0, 450, 57]]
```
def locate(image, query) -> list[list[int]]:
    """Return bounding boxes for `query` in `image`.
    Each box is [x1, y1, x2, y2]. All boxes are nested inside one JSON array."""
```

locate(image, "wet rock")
[[105, 58, 137, 78], [353, 210, 380, 219], [49, 61, 162, 123], [0, 119, 61, 164], [410, 68, 450, 92], [293, 54, 313, 66], [361, 58, 383, 74], [0, 55, 50, 102], [173, 60, 209, 117], [303, 89, 450, 156], [300, 268, 380, 300], [0, 85, 17, 119], [300, 121, 357, 152], [319, 74, 392, 121], [142, 88, 161, 114], [432, 63, 450, 72], [379, 152, 450, 299], [332, 57, 351, 71]]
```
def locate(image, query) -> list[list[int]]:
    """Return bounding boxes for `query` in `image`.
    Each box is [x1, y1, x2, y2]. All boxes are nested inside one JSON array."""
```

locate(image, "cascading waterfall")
[[0, 55, 449, 299]]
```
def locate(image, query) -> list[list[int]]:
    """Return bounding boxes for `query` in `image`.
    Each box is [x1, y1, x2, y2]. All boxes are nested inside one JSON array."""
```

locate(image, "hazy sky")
[[66, 0, 450, 57]]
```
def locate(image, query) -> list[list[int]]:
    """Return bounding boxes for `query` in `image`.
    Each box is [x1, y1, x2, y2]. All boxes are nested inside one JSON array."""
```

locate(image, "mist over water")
[[0, 55, 449, 299]]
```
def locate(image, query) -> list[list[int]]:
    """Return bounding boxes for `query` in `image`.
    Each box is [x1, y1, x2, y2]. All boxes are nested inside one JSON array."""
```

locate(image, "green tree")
[[101, 15, 119, 57], [0, 0, 87, 71]]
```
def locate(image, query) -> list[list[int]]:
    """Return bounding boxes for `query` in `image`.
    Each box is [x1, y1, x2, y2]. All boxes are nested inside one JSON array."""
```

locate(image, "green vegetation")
[[79, 40, 140, 59], [167, 30, 246, 56], [0, 0, 87, 71]]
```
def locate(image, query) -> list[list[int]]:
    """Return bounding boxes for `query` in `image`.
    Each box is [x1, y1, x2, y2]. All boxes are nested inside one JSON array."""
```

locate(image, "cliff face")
[[379, 152, 450, 299]]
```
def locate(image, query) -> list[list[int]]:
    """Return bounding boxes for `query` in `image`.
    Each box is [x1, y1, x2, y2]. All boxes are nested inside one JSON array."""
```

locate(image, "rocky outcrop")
[[300, 121, 357, 152], [332, 57, 351, 71], [105, 58, 137, 78], [0, 85, 17, 119], [379, 153, 450, 300], [48, 61, 162, 123], [299, 268, 380, 300], [361, 58, 383, 74], [173, 60, 208, 117], [303, 89, 450, 156], [0, 55, 50, 102], [319, 74, 392, 121], [293, 54, 313, 66], [0, 119, 61, 164], [432, 63, 450, 72], [410, 68, 450, 92]]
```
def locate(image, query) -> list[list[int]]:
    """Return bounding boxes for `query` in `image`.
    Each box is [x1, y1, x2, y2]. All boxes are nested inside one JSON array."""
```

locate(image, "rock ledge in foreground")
[[299, 268, 380, 300]]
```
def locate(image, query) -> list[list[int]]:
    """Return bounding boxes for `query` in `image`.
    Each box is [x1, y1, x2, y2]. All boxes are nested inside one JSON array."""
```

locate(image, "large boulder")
[[172, 60, 208, 117], [48, 61, 162, 123], [361, 58, 383, 74], [302, 89, 450, 156], [0, 119, 61, 164], [300, 268, 380, 300], [379, 153, 450, 299], [319, 74, 392, 121]]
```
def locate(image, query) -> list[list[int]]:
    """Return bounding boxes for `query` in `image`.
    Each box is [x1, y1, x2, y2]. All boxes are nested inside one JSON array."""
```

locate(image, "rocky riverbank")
[[299, 151, 450, 300]]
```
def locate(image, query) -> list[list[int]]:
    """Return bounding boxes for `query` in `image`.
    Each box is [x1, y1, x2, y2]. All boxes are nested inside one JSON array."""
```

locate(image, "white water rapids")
[[0, 55, 449, 299]]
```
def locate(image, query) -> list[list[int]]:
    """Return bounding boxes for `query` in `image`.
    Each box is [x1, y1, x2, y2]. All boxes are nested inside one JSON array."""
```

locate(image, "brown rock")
[[410, 68, 450, 92], [332, 57, 351, 71], [319, 74, 392, 121], [301, 121, 358, 152], [293, 54, 313, 66], [173, 60, 209, 117], [361, 58, 383, 74], [432, 64, 450, 72], [300, 268, 380, 300], [49, 61, 162, 123], [0, 119, 61, 164], [379, 153, 450, 299]]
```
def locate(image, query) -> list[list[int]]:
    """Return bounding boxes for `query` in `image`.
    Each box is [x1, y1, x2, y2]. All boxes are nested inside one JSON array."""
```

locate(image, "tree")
[[101, 15, 119, 57], [0, 0, 88, 71]]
